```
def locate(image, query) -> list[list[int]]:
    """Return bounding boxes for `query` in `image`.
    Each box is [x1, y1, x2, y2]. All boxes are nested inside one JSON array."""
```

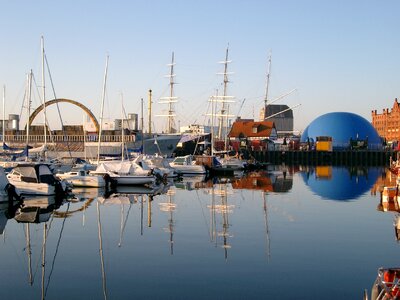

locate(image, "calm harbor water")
[[0, 165, 397, 299]]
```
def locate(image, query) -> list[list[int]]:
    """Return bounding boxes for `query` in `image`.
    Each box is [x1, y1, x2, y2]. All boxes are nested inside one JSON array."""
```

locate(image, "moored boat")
[[91, 161, 156, 186], [56, 169, 107, 188], [7, 163, 67, 196], [169, 155, 206, 175]]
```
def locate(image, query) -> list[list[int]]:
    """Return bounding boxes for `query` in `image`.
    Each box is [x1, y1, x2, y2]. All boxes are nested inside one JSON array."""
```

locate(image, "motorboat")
[[142, 154, 179, 178], [0, 166, 17, 203], [7, 163, 67, 196], [169, 155, 206, 175], [56, 168, 106, 188], [131, 155, 165, 179], [217, 155, 247, 170], [91, 161, 155, 186]]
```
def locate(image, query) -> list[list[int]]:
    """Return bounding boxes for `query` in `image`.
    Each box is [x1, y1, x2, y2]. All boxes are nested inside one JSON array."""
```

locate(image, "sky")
[[0, 0, 399, 134]]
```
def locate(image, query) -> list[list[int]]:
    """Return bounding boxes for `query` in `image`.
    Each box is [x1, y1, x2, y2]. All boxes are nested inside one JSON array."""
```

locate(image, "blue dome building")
[[300, 112, 382, 150]]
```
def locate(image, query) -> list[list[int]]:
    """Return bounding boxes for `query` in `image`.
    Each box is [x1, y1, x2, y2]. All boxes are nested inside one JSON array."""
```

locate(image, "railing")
[[3, 134, 135, 143]]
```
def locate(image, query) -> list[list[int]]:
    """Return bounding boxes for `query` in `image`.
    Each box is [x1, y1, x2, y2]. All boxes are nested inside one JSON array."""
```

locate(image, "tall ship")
[[137, 52, 182, 156]]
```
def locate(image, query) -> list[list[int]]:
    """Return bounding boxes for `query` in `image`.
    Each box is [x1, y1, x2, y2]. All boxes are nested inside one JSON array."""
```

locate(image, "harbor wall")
[[250, 149, 393, 166]]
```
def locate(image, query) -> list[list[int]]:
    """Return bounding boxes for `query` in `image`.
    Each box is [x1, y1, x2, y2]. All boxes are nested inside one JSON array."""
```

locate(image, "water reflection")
[[3, 194, 68, 300], [232, 169, 293, 193], [300, 165, 382, 200], [0, 166, 394, 299]]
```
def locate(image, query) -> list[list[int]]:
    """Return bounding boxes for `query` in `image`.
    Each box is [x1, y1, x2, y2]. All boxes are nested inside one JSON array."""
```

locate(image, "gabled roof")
[[228, 119, 275, 138]]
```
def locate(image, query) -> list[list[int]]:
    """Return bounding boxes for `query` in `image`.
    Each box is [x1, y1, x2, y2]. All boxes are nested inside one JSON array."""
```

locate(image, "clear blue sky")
[[0, 0, 399, 133]]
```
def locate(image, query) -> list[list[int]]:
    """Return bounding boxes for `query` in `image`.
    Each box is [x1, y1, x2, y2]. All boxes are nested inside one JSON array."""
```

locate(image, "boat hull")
[[109, 174, 155, 186], [62, 176, 106, 188], [10, 181, 56, 196]]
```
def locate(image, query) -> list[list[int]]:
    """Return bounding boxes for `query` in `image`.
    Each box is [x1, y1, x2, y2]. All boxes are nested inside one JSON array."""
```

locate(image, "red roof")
[[228, 119, 275, 138]]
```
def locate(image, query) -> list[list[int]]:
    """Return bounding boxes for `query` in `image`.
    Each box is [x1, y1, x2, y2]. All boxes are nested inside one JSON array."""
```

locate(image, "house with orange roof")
[[227, 118, 277, 151]]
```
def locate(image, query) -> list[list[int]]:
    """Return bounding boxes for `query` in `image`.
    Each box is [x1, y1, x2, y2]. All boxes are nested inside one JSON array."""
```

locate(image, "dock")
[[250, 149, 393, 166]]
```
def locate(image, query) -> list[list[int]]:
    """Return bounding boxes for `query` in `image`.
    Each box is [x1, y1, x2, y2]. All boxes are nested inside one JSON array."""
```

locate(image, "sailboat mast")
[[148, 89, 152, 135], [41, 36, 47, 148], [121, 93, 124, 161], [141, 98, 144, 153], [263, 52, 272, 120], [210, 91, 216, 156], [97, 55, 109, 164], [83, 113, 87, 161], [26, 70, 33, 148], [2, 85, 5, 146]]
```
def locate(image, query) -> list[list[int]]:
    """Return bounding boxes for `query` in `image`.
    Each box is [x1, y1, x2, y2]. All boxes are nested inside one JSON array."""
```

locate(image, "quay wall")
[[250, 149, 393, 166]]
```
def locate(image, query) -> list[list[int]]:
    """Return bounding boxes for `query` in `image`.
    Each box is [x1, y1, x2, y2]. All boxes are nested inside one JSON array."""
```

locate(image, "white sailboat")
[[91, 160, 155, 185]]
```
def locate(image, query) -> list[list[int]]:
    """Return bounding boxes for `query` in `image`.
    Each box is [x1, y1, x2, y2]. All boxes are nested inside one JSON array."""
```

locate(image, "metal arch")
[[28, 98, 100, 133]]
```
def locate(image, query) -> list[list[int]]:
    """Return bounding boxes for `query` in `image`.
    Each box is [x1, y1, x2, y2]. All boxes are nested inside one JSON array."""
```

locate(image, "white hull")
[[169, 155, 206, 175], [218, 157, 246, 170], [66, 176, 105, 187], [10, 181, 56, 196], [58, 174, 105, 188], [171, 165, 206, 175], [109, 174, 155, 186]]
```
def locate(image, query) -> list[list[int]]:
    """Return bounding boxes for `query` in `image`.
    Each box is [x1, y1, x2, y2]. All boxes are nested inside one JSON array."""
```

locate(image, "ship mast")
[[157, 52, 178, 134], [216, 47, 235, 149], [263, 51, 272, 119]]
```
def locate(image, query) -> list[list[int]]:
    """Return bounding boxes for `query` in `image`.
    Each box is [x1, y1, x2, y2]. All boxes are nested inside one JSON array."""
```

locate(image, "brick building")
[[372, 98, 400, 142]]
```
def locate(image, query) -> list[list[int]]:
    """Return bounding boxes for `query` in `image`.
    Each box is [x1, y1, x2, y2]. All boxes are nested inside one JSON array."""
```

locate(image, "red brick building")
[[372, 98, 400, 142]]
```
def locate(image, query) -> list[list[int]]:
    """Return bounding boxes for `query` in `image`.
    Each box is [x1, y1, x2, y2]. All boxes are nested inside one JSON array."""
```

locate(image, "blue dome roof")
[[300, 112, 382, 149]]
